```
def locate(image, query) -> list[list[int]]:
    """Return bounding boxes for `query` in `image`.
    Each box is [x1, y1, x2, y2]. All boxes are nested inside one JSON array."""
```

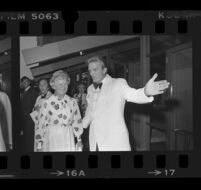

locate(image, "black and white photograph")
[[0, 36, 12, 152], [20, 35, 193, 152]]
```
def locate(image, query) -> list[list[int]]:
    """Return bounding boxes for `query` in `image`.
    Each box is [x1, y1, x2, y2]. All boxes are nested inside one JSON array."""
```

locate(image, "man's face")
[[78, 85, 85, 94], [88, 61, 107, 83], [22, 79, 30, 89], [39, 80, 49, 95]]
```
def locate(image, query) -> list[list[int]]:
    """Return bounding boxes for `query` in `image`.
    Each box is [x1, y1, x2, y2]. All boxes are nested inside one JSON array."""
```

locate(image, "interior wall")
[[20, 37, 37, 79]]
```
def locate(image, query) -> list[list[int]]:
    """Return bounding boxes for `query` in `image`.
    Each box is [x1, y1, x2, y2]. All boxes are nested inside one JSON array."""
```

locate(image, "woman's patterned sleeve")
[[71, 99, 83, 139], [34, 100, 49, 151]]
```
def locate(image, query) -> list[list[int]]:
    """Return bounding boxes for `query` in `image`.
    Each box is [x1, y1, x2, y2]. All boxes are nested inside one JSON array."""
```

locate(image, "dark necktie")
[[93, 82, 103, 89]]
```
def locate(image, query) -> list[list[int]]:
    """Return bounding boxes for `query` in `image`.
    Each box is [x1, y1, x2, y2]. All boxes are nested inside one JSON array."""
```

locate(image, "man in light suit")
[[83, 56, 170, 151]]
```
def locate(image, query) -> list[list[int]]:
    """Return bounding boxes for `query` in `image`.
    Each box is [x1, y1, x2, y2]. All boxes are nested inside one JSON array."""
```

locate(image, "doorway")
[[166, 42, 193, 150]]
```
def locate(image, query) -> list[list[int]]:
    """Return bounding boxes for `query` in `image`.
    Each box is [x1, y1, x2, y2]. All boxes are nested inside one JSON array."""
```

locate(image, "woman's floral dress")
[[34, 94, 83, 152]]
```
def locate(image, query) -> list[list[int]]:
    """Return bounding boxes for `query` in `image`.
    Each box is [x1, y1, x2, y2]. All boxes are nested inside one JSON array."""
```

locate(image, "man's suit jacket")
[[21, 86, 38, 116], [83, 74, 154, 151], [21, 86, 38, 134], [21, 86, 38, 151]]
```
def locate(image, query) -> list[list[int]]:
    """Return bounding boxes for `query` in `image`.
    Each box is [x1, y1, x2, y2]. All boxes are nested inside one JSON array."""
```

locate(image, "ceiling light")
[[4, 51, 8, 56]]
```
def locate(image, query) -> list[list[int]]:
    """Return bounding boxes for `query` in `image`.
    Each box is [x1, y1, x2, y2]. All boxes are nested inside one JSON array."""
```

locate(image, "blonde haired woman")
[[35, 70, 83, 152]]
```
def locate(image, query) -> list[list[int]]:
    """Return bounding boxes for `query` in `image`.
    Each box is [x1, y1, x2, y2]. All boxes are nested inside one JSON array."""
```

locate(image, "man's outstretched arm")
[[123, 73, 170, 103]]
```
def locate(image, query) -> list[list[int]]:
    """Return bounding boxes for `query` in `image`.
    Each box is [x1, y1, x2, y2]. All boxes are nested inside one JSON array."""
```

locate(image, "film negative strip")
[[0, 10, 200, 179]]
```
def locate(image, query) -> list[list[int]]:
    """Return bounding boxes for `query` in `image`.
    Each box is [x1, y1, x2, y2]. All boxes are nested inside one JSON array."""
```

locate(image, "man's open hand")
[[144, 73, 170, 96]]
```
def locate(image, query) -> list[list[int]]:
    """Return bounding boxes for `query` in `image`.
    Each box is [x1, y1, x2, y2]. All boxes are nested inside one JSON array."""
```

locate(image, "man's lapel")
[[23, 87, 31, 99], [98, 75, 112, 99]]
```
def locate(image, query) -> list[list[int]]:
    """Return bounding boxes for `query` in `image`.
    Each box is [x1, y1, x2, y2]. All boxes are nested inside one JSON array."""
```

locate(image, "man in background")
[[21, 76, 38, 152]]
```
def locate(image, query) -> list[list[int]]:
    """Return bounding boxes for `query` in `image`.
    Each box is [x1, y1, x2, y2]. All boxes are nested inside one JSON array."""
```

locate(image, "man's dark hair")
[[38, 78, 49, 85], [21, 76, 30, 83]]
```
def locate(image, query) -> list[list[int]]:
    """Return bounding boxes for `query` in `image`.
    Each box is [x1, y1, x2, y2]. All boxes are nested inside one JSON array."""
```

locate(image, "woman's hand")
[[76, 138, 83, 151], [34, 105, 40, 112]]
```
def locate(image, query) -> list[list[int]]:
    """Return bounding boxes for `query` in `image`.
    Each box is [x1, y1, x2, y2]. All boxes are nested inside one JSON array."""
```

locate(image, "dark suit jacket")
[[21, 86, 38, 151], [21, 86, 38, 116], [21, 86, 38, 132]]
